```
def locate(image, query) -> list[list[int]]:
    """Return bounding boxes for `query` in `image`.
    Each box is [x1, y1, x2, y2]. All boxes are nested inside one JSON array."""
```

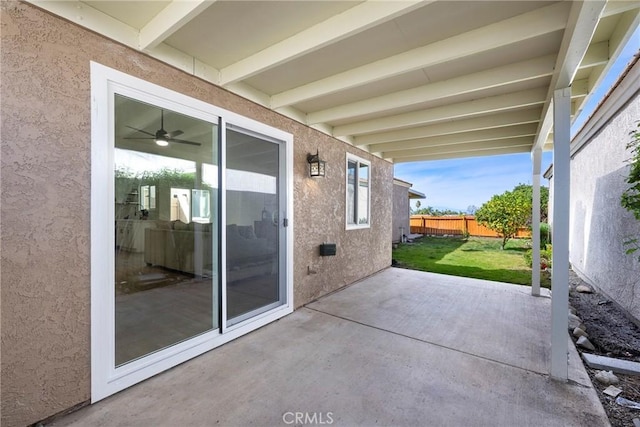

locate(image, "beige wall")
[[0, 2, 392, 425], [392, 182, 411, 243], [568, 70, 640, 323]]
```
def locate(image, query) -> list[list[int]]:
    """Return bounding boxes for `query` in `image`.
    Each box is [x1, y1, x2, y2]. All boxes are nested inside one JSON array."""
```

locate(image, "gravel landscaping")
[[569, 271, 640, 427]]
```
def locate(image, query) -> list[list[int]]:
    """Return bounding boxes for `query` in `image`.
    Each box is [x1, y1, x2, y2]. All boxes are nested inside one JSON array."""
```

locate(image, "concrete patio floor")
[[51, 268, 609, 427]]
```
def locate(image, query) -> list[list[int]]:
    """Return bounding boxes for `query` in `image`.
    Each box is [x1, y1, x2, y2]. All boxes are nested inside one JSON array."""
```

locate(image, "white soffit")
[[28, 0, 640, 162]]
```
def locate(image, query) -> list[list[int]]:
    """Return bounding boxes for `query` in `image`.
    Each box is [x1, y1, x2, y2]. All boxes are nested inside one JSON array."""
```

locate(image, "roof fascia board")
[[307, 54, 556, 125], [220, 0, 427, 86], [271, 2, 569, 109]]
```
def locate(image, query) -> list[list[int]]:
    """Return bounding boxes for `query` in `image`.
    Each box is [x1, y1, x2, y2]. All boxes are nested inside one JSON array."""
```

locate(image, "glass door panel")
[[114, 94, 219, 367], [226, 128, 283, 324]]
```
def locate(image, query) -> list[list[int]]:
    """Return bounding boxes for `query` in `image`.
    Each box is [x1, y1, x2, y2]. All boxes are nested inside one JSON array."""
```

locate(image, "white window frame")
[[139, 184, 156, 210], [90, 62, 294, 403], [346, 154, 371, 230]]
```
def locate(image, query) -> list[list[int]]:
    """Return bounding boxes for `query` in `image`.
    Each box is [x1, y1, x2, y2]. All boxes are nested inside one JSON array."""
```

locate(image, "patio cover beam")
[[578, 41, 609, 69], [382, 137, 532, 160], [532, 0, 607, 153], [354, 109, 541, 146], [333, 88, 546, 137], [270, 2, 569, 109], [138, 1, 214, 50], [219, 0, 426, 86], [373, 124, 537, 154], [307, 55, 556, 125], [391, 145, 530, 163]]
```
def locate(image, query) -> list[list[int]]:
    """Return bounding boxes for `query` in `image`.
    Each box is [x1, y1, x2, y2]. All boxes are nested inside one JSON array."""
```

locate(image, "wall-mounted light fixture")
[[307, 149, 326, 177]]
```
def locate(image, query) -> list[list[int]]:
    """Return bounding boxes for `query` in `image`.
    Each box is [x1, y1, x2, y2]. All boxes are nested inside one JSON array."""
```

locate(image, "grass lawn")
[[392, 236, 551, 288]]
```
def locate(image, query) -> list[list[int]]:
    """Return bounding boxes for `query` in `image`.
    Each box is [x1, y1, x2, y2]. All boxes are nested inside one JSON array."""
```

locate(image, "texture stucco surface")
[[0, 2, 392, 425], [569, 90, 640, 323], [392, 181, 411, 242]]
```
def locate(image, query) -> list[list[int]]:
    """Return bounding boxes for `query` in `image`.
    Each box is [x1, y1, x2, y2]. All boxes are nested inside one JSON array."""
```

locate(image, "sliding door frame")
[[90, 62, 294, 402], [222, 123, 289, 330]]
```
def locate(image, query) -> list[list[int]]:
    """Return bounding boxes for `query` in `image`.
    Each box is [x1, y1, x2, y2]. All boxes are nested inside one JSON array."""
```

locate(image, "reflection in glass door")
[[226, 128, 284, 325], [114, 94, 218, 366]]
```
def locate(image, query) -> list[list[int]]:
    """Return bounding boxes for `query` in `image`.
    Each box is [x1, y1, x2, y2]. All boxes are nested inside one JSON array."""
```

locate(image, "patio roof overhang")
[[27, 0, 639, 162], [27, 0, 639, 383]]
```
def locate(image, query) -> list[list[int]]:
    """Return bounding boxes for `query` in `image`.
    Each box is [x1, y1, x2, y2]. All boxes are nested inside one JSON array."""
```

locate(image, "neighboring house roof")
[[28, 0, 639, 164], [393, 177, 426, 199], [408, 189, 426, 200], [393, 178, 413, 188]]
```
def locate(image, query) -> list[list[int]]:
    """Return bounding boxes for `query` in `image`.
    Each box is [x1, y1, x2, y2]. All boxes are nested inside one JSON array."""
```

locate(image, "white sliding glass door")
[[225, 128, 287, 326], [114, 94, 219, 366], [91, 63, 293, 402]]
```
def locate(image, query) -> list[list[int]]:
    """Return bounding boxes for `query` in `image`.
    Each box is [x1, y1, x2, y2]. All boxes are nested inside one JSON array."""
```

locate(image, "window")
[[139, 185, 156, 210], [346, 154, 370, 229], [191, 189, 211, 223], [170, 188, 191, 222]]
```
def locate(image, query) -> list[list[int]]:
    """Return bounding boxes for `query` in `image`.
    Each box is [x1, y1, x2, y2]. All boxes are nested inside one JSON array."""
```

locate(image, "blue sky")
[[395, 152, 553, 212], [394, 26, 640, 212]]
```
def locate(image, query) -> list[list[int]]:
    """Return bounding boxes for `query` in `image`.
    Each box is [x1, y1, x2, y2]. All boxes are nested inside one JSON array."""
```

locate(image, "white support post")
[[550, 87, 571, 381], [531, 148, 542, 296]]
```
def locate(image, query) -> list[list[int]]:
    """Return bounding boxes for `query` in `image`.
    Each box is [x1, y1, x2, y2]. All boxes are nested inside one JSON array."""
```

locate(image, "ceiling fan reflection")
[[124, 109, 201, 146]]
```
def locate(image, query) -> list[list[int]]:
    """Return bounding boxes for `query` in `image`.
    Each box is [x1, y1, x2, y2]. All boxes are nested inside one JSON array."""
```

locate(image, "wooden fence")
[[410, 215, 531, 238]]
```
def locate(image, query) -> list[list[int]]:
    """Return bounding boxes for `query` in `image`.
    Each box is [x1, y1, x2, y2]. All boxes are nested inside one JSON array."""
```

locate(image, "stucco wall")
[[392, 182, 410, 242], [569, 85, 640, 323], [0, 3, 392, 425]]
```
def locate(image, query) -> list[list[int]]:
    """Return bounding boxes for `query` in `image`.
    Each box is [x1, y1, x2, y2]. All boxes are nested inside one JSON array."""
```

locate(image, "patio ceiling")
[[30, 0, 639, 163]]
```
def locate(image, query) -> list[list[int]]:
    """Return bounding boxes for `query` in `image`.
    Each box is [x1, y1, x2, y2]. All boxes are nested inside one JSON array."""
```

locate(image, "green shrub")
[[621, 121, 640, 260], [539, 222, 550, 249], [524, 244, 552, 269]]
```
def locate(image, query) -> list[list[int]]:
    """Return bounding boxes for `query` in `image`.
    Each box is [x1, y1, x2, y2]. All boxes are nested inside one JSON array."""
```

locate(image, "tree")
[[512, 183, 549, 223], [475, 188, 532, 249], [414, 206, 463, 216], [621, 121, 640, 259], [466, 205, 478, 215]]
